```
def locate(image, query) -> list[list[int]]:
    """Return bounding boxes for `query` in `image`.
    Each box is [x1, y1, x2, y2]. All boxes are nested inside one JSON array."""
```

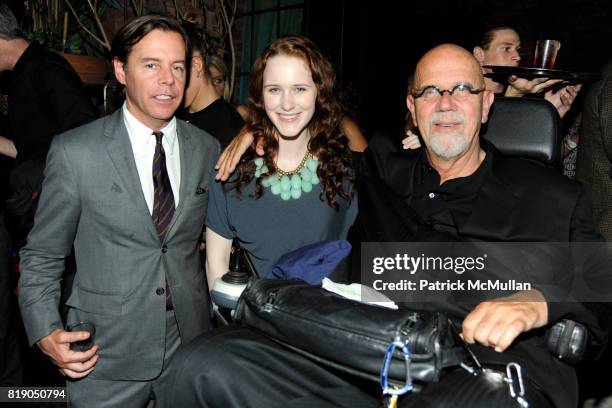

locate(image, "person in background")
[[0, 204, 20, 385], [0, 2, 98, 386], [0, 2, 97, 232], [561, 112, 581, 178], [206, 54, 231, 100], [179, 23, 244, 148], [573, 63, 612, 408], [205, 53, 250, 120], [18, 15, 218, 407], [472, 22, 580, 118], [0, 3, 97, 162], [340, 116, 368, 151], [576, 60, 612, 241], [336, 80, 368, 152]]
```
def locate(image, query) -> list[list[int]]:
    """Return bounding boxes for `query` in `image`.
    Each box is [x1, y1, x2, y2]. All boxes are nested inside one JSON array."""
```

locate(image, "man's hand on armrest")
[[37, 329, 99, 378], [461, 289, 548, 352]]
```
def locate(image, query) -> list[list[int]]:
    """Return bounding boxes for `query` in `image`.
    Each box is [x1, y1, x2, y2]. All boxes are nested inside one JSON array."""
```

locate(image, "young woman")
[[205, 36, 357, 287]]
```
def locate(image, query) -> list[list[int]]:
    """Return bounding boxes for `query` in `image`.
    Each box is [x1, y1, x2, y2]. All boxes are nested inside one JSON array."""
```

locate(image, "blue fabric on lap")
[[265, 240, 352, 285]]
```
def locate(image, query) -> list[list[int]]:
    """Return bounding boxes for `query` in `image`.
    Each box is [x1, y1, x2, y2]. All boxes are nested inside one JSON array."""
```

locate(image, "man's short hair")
[[474, 22, 518, 50], [111, 14, 190, 64], [0, 3, 23, 40]]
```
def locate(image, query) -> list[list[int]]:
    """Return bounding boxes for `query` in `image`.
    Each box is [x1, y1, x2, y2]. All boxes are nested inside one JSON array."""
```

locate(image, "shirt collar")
[[416, 144, 491, 195], [122, 103, 177, 152]]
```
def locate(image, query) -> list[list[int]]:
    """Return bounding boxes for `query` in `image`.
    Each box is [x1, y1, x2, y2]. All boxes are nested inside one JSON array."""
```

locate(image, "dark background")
[[304, 0, 612, 136], [4, 0, 611, 136], [1, 0, 611, 400]]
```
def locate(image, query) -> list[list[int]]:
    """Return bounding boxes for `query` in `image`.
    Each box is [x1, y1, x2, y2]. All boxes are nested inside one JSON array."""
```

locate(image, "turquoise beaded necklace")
[[254, 152, 319, 201]]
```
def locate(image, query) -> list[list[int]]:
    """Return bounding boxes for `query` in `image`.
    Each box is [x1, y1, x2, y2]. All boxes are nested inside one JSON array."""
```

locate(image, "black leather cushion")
[[482, 97, 561, 167]]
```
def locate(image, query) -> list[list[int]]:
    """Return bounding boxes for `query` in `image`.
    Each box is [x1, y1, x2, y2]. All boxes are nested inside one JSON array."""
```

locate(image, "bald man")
[[158, 45, 607, 408]]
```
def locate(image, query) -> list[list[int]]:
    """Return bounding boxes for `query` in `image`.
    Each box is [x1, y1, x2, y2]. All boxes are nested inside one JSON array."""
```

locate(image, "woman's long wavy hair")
[[228, 36, 355, 209]]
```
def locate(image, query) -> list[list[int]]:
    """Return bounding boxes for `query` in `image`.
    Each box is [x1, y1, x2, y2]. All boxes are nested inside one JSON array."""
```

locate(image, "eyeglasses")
[[412, 83, 485, 102]]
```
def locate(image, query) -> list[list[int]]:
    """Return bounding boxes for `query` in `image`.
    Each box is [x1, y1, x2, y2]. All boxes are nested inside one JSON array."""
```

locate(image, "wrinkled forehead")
[[414, 52, 484, 90]]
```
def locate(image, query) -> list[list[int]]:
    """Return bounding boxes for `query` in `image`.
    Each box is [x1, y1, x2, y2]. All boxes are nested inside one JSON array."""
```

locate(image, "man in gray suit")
[[18, 15, 219, 407]]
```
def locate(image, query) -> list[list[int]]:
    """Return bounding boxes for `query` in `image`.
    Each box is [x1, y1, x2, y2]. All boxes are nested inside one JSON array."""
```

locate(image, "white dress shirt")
[[122, 103, 181, 214]]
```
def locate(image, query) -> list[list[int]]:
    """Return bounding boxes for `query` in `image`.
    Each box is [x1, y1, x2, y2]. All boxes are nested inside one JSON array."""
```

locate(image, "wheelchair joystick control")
[[546, 319, 588, 364], [211, 246, 251, 310]]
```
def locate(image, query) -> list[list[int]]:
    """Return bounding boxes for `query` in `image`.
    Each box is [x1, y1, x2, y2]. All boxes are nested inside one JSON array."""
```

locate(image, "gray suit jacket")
[[576, 61, 612, 241], [19, 110, 220, 380]]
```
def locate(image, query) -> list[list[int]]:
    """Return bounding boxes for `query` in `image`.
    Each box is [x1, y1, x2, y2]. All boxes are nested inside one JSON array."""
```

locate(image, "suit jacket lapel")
[[164, 120, 195, 241], [104, 110, 159, 240]]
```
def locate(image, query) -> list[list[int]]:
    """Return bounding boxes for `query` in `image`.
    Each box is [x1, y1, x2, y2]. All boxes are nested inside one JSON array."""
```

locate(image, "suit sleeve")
[[18, 134, 82, 346]]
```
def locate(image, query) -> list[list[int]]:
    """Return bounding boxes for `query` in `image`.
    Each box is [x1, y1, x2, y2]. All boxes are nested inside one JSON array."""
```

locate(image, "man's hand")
[[37, 329, 99, 378], [214, 128, 264, 181], [545, 84, 582, 118], [461, 289, 548, 352], [505, 76, 563, 96]]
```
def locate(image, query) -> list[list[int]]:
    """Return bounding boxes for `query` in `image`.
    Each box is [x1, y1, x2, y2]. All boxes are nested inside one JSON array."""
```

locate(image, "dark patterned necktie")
[[152, 131, 175, 240], [152, 131, 175, 310]]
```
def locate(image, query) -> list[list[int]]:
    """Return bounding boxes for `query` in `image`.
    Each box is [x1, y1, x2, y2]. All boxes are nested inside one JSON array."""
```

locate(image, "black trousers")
[[159, 325, 554, 408], [0, 212, 22, 385]]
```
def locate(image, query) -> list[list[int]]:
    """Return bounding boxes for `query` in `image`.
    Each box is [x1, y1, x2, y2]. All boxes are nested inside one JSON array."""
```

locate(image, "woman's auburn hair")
[[228, 35, 355, 209]]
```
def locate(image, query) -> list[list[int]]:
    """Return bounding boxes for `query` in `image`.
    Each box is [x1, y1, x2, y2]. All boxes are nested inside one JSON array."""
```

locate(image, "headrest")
[[481, 97, 561, 167]]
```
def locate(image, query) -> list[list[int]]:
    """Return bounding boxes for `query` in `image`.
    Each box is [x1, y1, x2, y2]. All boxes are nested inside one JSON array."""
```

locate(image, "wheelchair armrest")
[[546, 319, 588, 364]]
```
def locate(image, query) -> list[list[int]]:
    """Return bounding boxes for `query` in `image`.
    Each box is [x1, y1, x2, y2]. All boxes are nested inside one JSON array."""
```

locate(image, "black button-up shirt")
[[410, 151, 492, 234]]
